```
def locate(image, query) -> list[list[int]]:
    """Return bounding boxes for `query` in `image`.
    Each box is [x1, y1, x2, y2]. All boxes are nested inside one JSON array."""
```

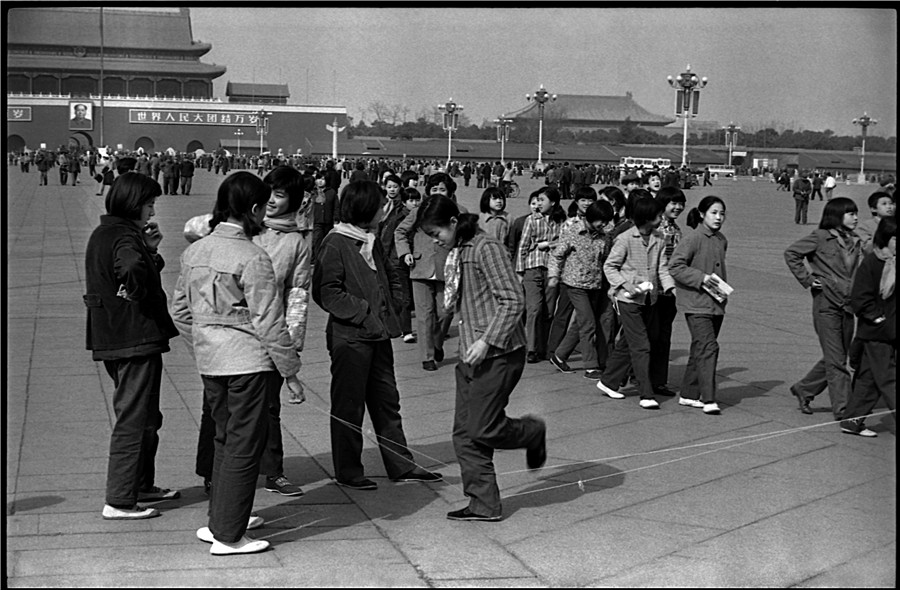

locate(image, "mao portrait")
[[69, 102, 93, 131]]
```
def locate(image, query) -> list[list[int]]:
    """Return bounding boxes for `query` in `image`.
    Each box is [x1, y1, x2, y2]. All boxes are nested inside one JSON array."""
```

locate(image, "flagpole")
[[99, 7, 104, 148]]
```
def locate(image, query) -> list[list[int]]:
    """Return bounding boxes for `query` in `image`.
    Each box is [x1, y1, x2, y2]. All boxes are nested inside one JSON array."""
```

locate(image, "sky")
[[186, 7, 891, 137]]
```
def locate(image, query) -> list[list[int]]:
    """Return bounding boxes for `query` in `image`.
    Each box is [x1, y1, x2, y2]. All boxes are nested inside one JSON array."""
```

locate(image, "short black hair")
[[631, 194, 662, 227], [819, 197, 858, 230], [340, 181, 383, 226], [105, 172, 161, 219]]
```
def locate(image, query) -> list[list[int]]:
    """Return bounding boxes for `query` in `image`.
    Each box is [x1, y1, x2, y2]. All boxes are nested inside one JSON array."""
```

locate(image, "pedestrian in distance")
[[668, 196, 730, 414], [784, 197, 861, 420], [313, 180, 442, 490], [792, 173, 812, 224], [416, 194, 547, 522], [172, 171, 305, 556], [377, 174, 416, 344], [841, 216, 896, 438], [84, 172, 180, 521]]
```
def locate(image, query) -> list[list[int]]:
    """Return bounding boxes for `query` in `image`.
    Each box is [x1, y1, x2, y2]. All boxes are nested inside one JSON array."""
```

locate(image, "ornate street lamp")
[[254, 109, 272, 156], [233, 128, 244, 158], [494, 116, 514, 166], [667, 65, 708, 167], [525, 85, 556, 167], [437, 98, 463, 170], [852, 112, 877, 184], [722, 121, 740, 167]]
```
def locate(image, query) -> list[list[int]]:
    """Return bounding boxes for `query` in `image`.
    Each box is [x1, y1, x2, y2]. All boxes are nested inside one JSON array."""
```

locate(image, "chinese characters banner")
[[8, 106, 33, 121], [128, 109, 261, 126]]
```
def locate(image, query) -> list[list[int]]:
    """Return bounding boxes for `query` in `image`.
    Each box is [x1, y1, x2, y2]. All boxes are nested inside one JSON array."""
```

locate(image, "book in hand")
[[702, 273, 733, 303]]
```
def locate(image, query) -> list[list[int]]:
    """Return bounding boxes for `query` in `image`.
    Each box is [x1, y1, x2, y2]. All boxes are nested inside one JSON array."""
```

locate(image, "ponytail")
[[686, 208, 702, 229]]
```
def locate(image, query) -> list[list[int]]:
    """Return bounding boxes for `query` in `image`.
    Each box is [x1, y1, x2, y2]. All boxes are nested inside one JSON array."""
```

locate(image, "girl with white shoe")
[[668, 196, 729, 415]]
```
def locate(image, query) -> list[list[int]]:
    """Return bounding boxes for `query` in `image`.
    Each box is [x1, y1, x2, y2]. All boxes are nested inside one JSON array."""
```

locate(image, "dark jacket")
[[313, 187, 339, 228], [84, 215, 178, 358], [394, 205, 450, 280], [312, 231, 403, 344], [378, 202, 409, 263], [850, 252, 895, 342], [180, 159, 195, 177]]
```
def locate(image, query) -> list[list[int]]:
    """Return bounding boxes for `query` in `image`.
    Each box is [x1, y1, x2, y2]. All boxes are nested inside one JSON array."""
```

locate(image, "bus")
[[619, 156, 672, 170]]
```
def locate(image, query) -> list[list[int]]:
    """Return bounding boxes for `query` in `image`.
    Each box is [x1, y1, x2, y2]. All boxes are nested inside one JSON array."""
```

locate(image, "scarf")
[[873, 246, 895, 300], [263, 212, 300, 233], [444, 246, 462, 311], [331, 222, 377, 271]]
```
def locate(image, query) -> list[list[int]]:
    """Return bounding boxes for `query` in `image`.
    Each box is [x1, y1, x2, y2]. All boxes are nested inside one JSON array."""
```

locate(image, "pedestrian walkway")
[[5, 167, 894, 587]]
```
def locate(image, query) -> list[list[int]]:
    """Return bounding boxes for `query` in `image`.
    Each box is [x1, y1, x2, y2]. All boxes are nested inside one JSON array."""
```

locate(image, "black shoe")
[[434, 346, 444, 363], [336, 478, 377, 490], [203, 478, 211, 495], [524, 415, 547, 470], [790, 385, 812, 414], [391, 470, 443, 483], [583, 369, 603, 380], [653, 384, 678, 397], [446, 507, 502, 522], [422, 360, 438, 371], [548, 353, 574, 373], [526, 351, 540, 364]]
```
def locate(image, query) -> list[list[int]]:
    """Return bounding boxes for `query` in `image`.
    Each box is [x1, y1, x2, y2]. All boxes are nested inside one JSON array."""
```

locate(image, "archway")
[[186, 140, 204, 153], [70, 131, 94, 148], [7, 134, 26, 153], [134, 136, 155, 153]]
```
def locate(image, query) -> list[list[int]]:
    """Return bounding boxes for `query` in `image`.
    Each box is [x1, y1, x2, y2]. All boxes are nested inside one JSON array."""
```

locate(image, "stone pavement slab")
[[5, 166, 894, 586]]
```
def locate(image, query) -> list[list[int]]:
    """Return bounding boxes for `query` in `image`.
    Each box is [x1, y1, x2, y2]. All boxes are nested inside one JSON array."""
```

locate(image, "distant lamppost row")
[[494, 116, 514, 166], [667, 65, 708, 167], [722, 121, 740, 167], [255, 109, 272, 156], [233, 127, 244, 158], [437, 98, 463, 170], [852, 112, 877, 184], [525, 84, 556, 167]]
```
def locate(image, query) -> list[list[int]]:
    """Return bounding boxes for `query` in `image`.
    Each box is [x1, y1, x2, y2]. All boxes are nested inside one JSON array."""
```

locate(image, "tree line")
[[349, 102, 896, 153]]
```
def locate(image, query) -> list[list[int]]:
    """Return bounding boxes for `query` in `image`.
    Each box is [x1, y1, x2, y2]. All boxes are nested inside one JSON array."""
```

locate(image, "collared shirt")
[[603, 226, 675, 306], [455, 233, 526, 359], [668, 225, 728, 315], [548, 218, 610, 290], [479, 210, 510, 247], [784, 228, 861, 309], [516, 212, 560, 272]]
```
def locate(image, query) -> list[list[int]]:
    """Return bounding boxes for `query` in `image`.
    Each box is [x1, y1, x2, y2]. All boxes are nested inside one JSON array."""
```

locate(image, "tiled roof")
[[6, 53, 226, 77], [226, 82, 291, 98], [506, 94, 674, 126], [7, 7, 206, 53]]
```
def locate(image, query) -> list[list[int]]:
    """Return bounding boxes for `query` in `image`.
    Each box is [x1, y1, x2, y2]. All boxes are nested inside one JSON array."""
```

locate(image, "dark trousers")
[[202, 371, 275, 543], [794, 197, 809, 224], [397, 263, 414, 335], [195, 374, 285, 480], [679, 314, 724, 403], [59, 168, 68, 185], [162, 175, 174, 195], [327, 337, 417, 482], [811, 188, 823, 201], [454, 348, 541, 517], [411, 279, 449, 362], [179, 176, 193, 195], [648, 294, 678, 387], [546, 283, 573, 355], [556, 286, 606, 370], [844, 341, 896, 421], [793, 294, 854, 420], [600, 301, 654, 399], [70, 170, 79, 185], [103, 354, 163, 508], [523, 267, 550, 357]]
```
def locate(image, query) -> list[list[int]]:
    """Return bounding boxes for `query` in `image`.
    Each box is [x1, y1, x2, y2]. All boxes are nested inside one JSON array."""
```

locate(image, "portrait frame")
[[69, 101, 93, 131]]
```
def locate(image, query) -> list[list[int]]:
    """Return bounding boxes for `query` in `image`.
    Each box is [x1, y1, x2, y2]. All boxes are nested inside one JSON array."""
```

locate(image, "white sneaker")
[[678, 397, 704, 408], [102, 504, 160, 520], [596, 380, 625, 399], [402, 333, 416, 343], [703, 403, 721, 414], [210, 536, 270, 555], [197, 516, 265, 543], [639, 398, 660, 410]]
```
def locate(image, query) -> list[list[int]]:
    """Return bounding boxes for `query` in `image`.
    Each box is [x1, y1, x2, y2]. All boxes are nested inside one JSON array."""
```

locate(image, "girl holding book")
[[668, 196, 729, 414]]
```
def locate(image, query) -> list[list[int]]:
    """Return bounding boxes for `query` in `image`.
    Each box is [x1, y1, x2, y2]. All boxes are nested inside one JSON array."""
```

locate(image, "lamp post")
[[667, 65, 708, 167], [233, 128, 244, 158], [852, 112, 877, 184], [437, 98, 463, 170], [525, 84, 556, 167], [254, 109, 272, 156], [722, 121, 740, 166], [494, 116, 514, 166]]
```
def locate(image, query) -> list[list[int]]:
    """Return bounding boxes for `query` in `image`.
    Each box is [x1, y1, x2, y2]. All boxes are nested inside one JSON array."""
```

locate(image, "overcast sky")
[[187, 7, 897, 137]]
